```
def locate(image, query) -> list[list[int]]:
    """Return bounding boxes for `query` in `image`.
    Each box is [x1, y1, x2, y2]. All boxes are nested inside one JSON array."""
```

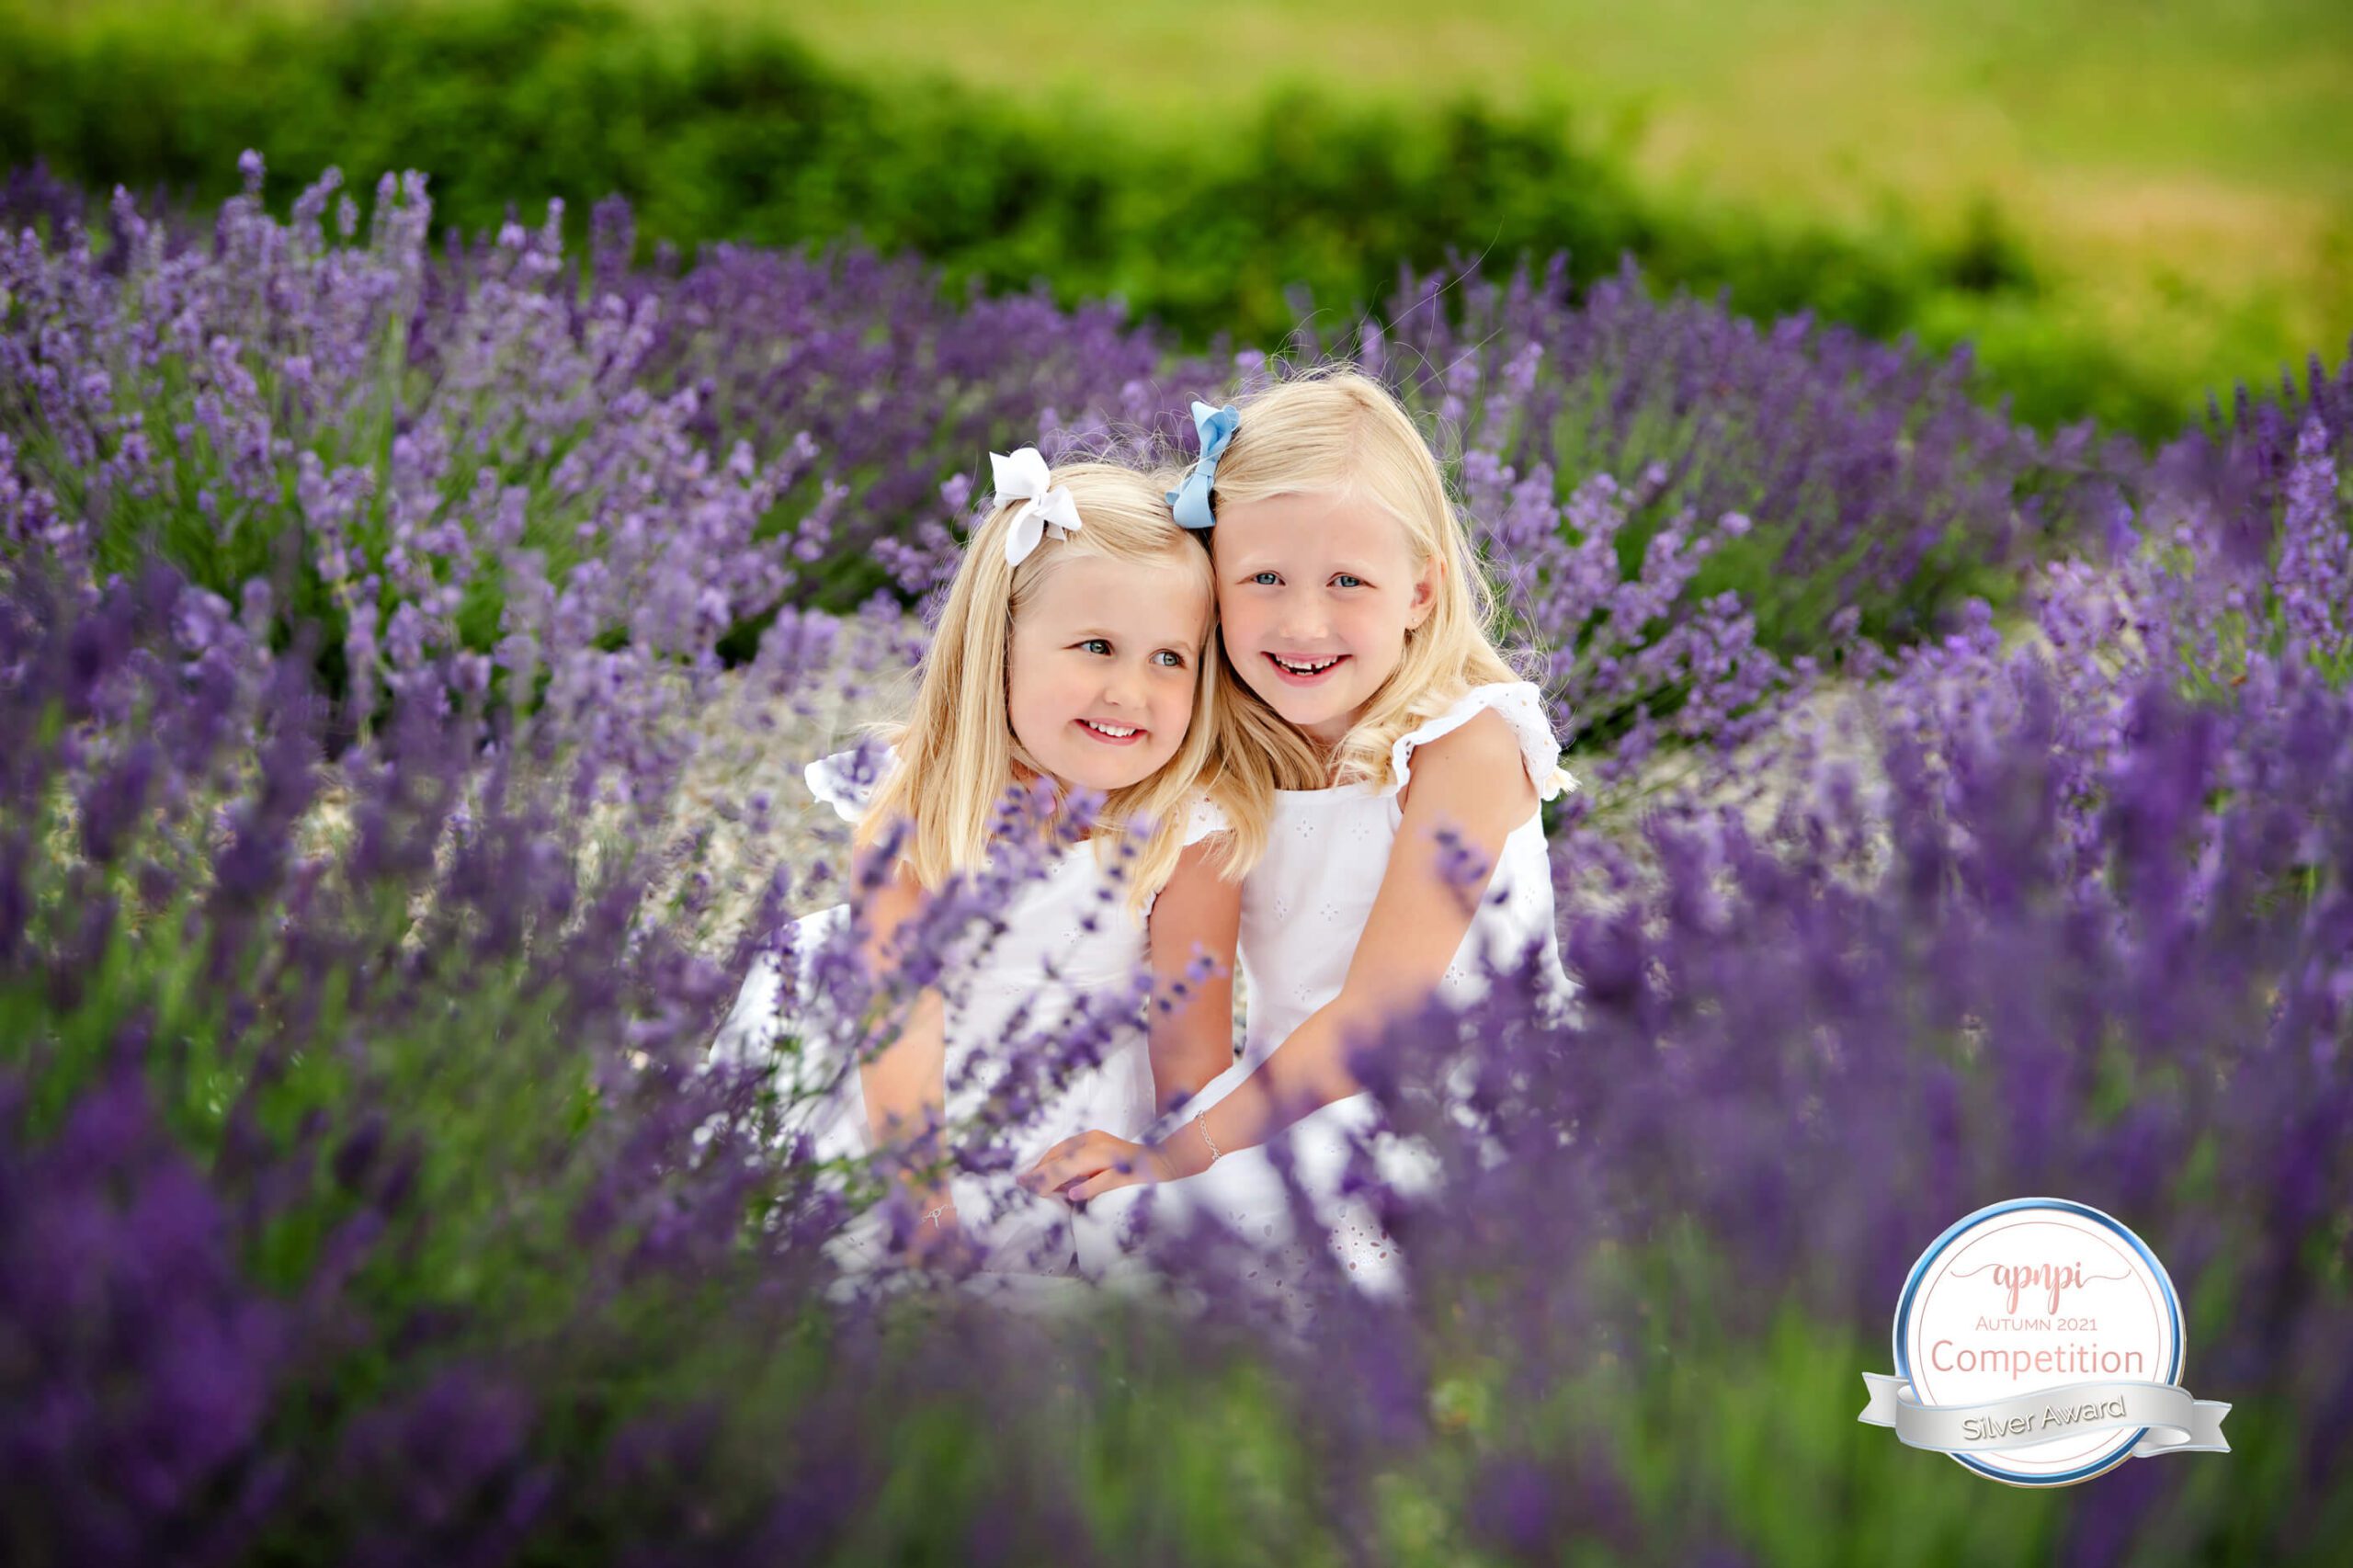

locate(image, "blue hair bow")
[[1166, 400, 1239, 531]]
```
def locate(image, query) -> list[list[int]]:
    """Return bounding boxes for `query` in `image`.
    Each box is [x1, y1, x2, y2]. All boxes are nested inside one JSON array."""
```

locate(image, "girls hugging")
[[708, 368, 1579, 1308]]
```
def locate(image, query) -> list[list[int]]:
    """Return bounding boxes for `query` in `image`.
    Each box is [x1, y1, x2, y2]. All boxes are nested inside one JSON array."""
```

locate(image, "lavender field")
[[3, 158, 2349, 1563]]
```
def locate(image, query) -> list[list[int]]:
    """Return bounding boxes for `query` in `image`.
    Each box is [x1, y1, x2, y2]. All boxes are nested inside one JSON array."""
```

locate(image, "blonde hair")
[[1188, 367, 1543, 880], [850, 461, 1221, 919]]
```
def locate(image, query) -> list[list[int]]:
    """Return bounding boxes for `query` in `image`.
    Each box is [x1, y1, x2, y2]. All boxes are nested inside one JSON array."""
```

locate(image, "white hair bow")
[[990, 447, 1085, 568]]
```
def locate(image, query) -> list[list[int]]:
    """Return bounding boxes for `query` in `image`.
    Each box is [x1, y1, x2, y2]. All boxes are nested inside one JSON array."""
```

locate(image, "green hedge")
[[1, 0, 2183, 435]]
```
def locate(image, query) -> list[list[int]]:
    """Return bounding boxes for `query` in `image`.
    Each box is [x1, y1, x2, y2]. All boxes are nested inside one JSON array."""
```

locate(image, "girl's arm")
[[1145, 835, 1244, 1114], [1028, 710, 1537, 1199], [853, 859, 960, 1249]]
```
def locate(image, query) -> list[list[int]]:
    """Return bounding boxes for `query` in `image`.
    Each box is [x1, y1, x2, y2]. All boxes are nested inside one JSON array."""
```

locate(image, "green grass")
[[101, 0, 2351, 396], [13, 0, 2353, 427], [759, 0, 2353, 421], [40, 1, 2353, 210]]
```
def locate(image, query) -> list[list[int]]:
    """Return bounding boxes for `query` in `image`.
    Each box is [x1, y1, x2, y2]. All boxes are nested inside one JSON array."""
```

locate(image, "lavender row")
[[3, 158, 2128, 778]]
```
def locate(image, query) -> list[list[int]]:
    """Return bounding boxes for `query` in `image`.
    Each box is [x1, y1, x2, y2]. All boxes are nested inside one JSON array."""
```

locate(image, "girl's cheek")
[[1162, 671, 1195, 718]]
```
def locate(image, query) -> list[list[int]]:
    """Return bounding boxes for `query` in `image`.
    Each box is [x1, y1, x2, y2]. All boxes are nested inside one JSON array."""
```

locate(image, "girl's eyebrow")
[[1074, 627, 1196, 646]]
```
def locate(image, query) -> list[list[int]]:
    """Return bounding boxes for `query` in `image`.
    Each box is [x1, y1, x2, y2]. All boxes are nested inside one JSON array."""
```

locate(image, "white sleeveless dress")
[[710, 744, 1163, 1278], [1071, 681, 1578, 1306]]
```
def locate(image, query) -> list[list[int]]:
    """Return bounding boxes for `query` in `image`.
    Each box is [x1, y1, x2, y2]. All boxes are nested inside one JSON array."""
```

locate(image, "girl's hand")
[[1021, 1131, 1177, 1202]]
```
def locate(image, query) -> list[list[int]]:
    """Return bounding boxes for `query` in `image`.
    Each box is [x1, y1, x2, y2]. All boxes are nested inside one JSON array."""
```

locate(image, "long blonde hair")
[[1188, 368, 1545, 879], [851, 461, 1221, 918]]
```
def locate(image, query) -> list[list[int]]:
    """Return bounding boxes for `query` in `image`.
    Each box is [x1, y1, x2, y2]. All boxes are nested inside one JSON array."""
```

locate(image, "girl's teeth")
[[1274, 654, 1338, 674], [1083, 721, 1137, 738]]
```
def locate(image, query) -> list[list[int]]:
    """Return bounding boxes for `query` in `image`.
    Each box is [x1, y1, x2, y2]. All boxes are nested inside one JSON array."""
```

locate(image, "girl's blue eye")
[[1080, 638, 1110, 654], [1335, 574, 1364, 588], [1250, 572, 1279, 585], [1154, 650, 1186, 668]]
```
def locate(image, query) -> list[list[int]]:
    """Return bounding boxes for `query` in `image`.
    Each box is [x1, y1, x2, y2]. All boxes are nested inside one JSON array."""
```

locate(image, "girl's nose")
[[1104, 663, 1148, 710], [1277, 612, 1329, 643]]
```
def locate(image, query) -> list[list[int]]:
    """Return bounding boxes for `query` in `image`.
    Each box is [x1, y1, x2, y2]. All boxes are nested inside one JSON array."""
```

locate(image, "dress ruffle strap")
[[803, 739, 898, 824], [1383, 681, 1578, 806], [1180, 791, 1233, 846]]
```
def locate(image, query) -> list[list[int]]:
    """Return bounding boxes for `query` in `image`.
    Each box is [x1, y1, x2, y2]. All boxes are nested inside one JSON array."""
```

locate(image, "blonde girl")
[[711, 454, 1227, 1279], [1026, 371, 1580, 1303]]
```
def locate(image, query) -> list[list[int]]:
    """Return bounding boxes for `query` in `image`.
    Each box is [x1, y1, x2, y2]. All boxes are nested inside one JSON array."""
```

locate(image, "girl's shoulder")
[[804, 739, 900, 824], [1141, 790, 1239, 922], [1384, 681, 1579, 806]]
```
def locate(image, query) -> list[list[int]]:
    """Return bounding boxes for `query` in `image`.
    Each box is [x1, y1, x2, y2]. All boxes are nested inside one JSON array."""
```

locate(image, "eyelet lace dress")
[[708, 744, 1163, 1278], [1071, 681, 1579, 1311]]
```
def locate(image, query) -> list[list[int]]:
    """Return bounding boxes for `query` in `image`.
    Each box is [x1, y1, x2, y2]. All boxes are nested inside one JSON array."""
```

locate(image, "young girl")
[[1026, 372, 1580, 1305], [710, 453, 1229, 1281]]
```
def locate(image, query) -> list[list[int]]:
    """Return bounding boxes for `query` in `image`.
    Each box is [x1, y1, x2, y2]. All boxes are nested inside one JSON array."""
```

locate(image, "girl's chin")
[[1254, 678, 1350, 720], [1057, 753, 1159, 791]]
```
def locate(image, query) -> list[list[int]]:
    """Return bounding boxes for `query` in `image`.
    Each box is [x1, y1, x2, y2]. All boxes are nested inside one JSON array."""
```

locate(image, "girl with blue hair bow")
[[1031, 369, 1582, 1317]]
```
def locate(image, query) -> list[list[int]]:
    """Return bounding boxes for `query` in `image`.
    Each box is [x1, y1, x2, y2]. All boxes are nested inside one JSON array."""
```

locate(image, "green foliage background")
[[13, 0, 2341, 437]]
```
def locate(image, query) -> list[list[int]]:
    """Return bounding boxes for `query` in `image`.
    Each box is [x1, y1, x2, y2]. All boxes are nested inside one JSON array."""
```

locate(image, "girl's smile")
[[1074, 717, 1146, 744], [1264, 651, 1350, 686]]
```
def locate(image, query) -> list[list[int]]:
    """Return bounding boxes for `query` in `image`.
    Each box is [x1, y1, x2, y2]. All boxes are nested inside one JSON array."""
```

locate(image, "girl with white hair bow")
[[710, 450, 1239, 1293]]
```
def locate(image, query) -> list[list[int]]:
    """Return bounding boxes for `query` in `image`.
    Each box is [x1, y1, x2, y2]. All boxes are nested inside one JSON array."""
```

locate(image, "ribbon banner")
[[1859, 1374, 2231, 1459]]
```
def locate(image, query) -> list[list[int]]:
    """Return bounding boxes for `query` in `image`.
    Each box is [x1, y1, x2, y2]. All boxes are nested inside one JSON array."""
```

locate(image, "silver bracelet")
[[1193, 1112, 1220, 1166]]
